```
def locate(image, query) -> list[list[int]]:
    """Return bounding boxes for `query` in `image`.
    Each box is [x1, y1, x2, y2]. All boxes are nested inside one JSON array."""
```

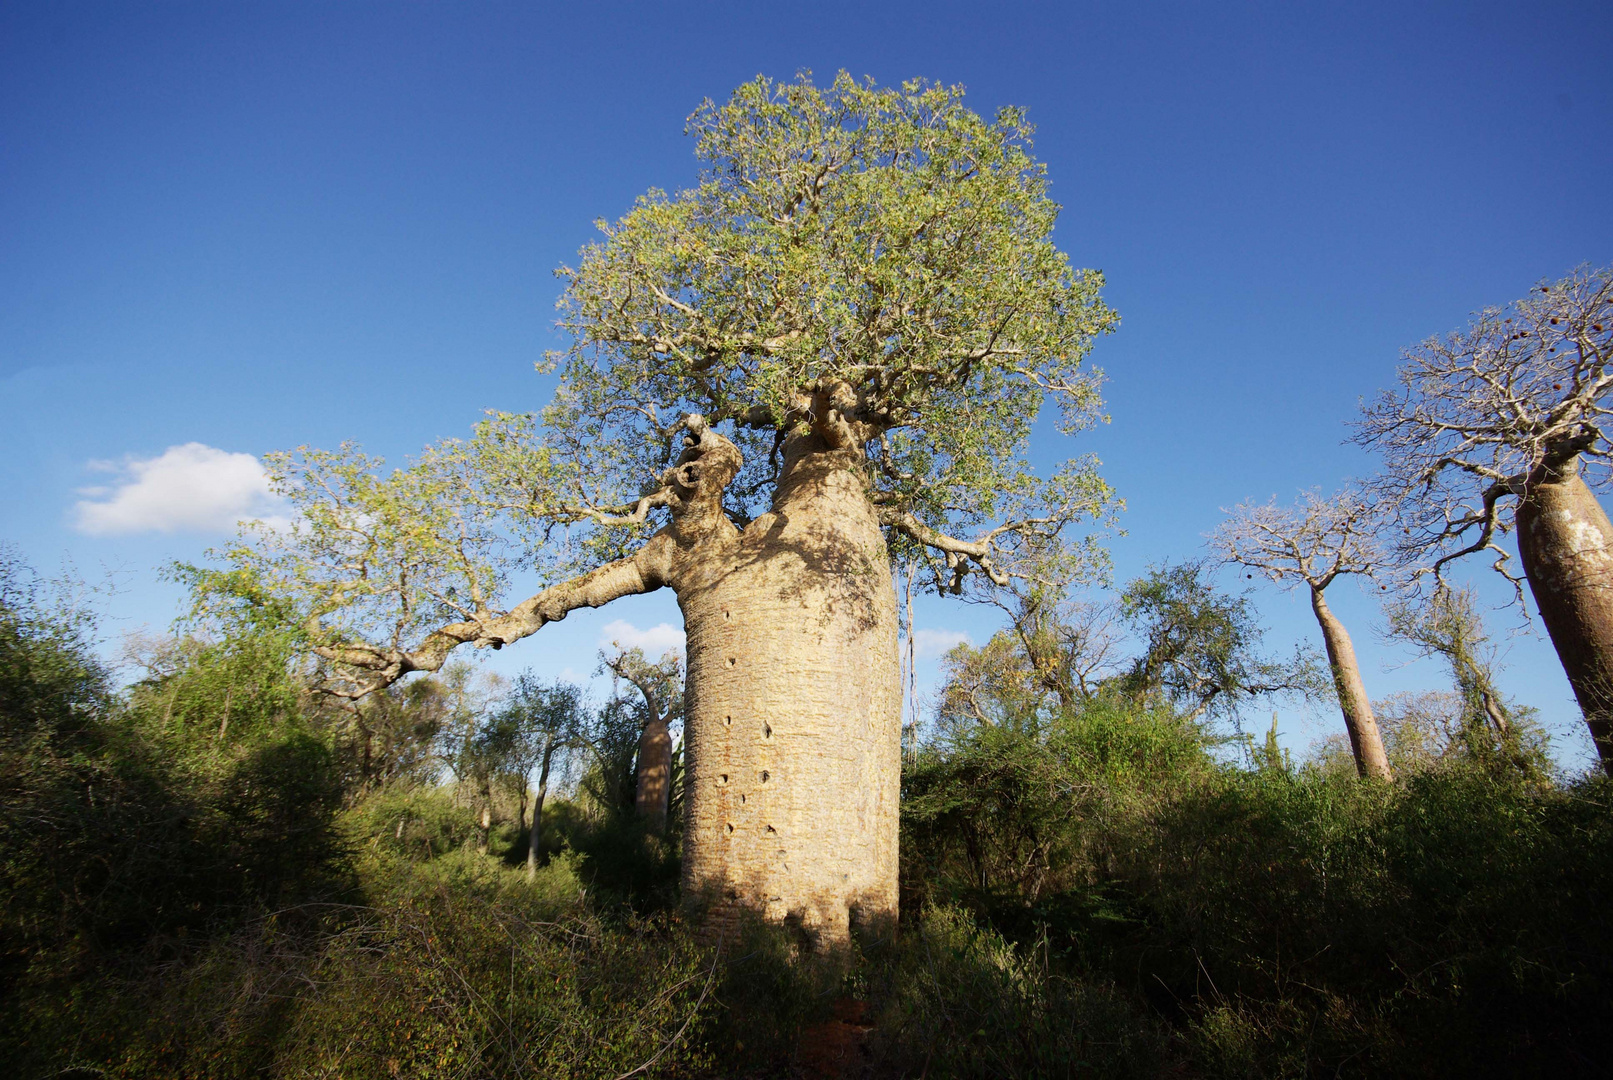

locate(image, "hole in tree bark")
[[740, 794, 747, 803], [726, 823, 734, 834], [765, 824, 777, 834], [760, 770, 769, 783], [723, 610, 731, 620], [718, 774, 728, 785], [727, 657, 736, 667], [724, 715, 732, 725], [764, 724, 773, 739]]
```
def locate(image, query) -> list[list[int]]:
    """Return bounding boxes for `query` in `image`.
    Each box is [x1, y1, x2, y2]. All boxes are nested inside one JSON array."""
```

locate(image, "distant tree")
[[1118, 562, 1320, 730], [434, 664, 507, 853], [934, 588, 1122, 737], [345, 677, 446, 788], [1384, 585, 1548, 774], [1371, 691, 1468, 772], [1355, 266, 1613, 773], [1212, 490, 1392, 779], [481, 674, 586, 878], [935, 632, 1050, 736], [599, 647, 684, 833], [578, 696, 647, 823], [932, 565, 1307, 742]]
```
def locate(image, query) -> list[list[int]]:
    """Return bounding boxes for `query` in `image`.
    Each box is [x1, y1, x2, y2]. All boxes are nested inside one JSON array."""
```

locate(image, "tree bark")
[[1309, 586, 1392, 780], [1515, 464, 1613, 775], [341, 420, 904, 944], [635, 715, 673, 833], [526, 737, 555, 881], [673, 435, 901, 951]]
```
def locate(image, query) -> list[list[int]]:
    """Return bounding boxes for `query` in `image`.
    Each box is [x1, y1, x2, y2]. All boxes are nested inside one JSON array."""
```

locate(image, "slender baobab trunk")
[[676, 438, 901, 951], [1309, 586, 1392, 780], [526, 736, 556, 881], [1516, 463, 1613, 775], [635, 714, 673, 833]]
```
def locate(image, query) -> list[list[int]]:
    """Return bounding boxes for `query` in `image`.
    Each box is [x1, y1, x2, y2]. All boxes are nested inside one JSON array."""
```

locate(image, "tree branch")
[[311, 537, 673, 699]]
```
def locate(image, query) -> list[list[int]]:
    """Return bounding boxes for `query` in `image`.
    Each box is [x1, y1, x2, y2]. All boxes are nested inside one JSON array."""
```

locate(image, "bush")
[[903, 696, 1613, 1077], [274, 882, 715, 1079], [869, 904, 1169, 1078]]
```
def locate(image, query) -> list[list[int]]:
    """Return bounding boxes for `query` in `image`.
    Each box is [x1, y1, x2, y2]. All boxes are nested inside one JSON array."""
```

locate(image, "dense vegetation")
[[4, 550, 1610, 1080]]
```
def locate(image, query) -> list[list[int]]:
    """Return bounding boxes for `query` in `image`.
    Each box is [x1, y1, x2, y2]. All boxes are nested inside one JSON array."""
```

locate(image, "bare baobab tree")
[[1212, 488, 1393, 779], [1355, 266, 1613, 774], [190, 74, 1118, 947]]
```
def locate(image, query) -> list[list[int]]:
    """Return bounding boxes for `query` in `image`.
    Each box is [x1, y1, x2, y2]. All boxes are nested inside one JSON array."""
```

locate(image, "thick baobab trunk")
[[1516, 465, 1613, 775], [401, 417, 903, 944], [676, 440, 902, 951], [635, 715, 673, 833], [1309, 586, 1392, 780]]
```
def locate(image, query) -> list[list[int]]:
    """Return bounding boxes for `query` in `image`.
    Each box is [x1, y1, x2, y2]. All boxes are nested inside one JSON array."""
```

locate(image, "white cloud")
[[912, 628, 971, 658], [599, 619, 685, 658], [73, 443, 290, 536]]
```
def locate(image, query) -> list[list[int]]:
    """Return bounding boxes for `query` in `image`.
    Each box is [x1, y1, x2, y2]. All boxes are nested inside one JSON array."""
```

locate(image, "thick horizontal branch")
[[311, 537, 672, 699]]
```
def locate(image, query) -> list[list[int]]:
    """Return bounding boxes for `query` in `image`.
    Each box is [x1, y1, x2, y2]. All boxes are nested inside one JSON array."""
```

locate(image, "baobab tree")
[[1355, 266, 1613, 773], [1212, 488, 1393, 779], [600, 646, 684, 833], [197, 73, 1118, 947]]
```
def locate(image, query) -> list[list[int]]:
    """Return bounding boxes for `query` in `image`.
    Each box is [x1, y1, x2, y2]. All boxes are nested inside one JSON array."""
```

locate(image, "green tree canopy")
[[191, 72, 1118, 695]]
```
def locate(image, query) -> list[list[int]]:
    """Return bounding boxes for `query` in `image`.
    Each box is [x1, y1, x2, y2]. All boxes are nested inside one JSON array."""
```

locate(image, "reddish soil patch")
[[797, 998, 874, 1079]]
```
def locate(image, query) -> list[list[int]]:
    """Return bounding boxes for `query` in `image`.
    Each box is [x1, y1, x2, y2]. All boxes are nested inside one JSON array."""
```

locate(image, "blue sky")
[[3, 1, 1611, 766]]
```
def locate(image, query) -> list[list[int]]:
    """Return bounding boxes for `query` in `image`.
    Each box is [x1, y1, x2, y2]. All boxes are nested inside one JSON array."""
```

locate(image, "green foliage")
[[344, 675, 450, 788], [8, 553, 1613, 1077], [1384, 585, 1554, 778], [551, 71, 1118, 530], [904, 701, 1210, 912], [1118, 560, 1321, 721], [345, 781, 482, 863], [0, 556, 349, 1078], [868, 904, 1168, 1078], [273, 883, 713, 1079], [904, 690, 1613, 1077], [188, 72, 1120, 681]]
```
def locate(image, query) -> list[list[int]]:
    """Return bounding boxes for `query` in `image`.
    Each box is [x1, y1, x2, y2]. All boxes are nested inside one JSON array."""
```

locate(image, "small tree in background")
[[434, 664, 508, 853], [1385, 585, 1550, 775], [1118, 561, 1320, 732], [343, 677, 447, 789], [1212, 490, 1393, 779], [482, 674, 586, 878], [600, 646, 684, 833], [1355, 266, 1613, 773]]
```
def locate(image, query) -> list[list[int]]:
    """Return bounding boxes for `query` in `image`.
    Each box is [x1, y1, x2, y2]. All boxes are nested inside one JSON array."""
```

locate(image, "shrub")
[[869, 904, 1169, 1078]]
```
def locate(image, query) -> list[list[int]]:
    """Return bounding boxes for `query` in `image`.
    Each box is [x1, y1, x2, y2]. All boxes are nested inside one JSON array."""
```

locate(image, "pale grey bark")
[[527, 734, 558, 881], [1310, 587, 1392, 779]]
